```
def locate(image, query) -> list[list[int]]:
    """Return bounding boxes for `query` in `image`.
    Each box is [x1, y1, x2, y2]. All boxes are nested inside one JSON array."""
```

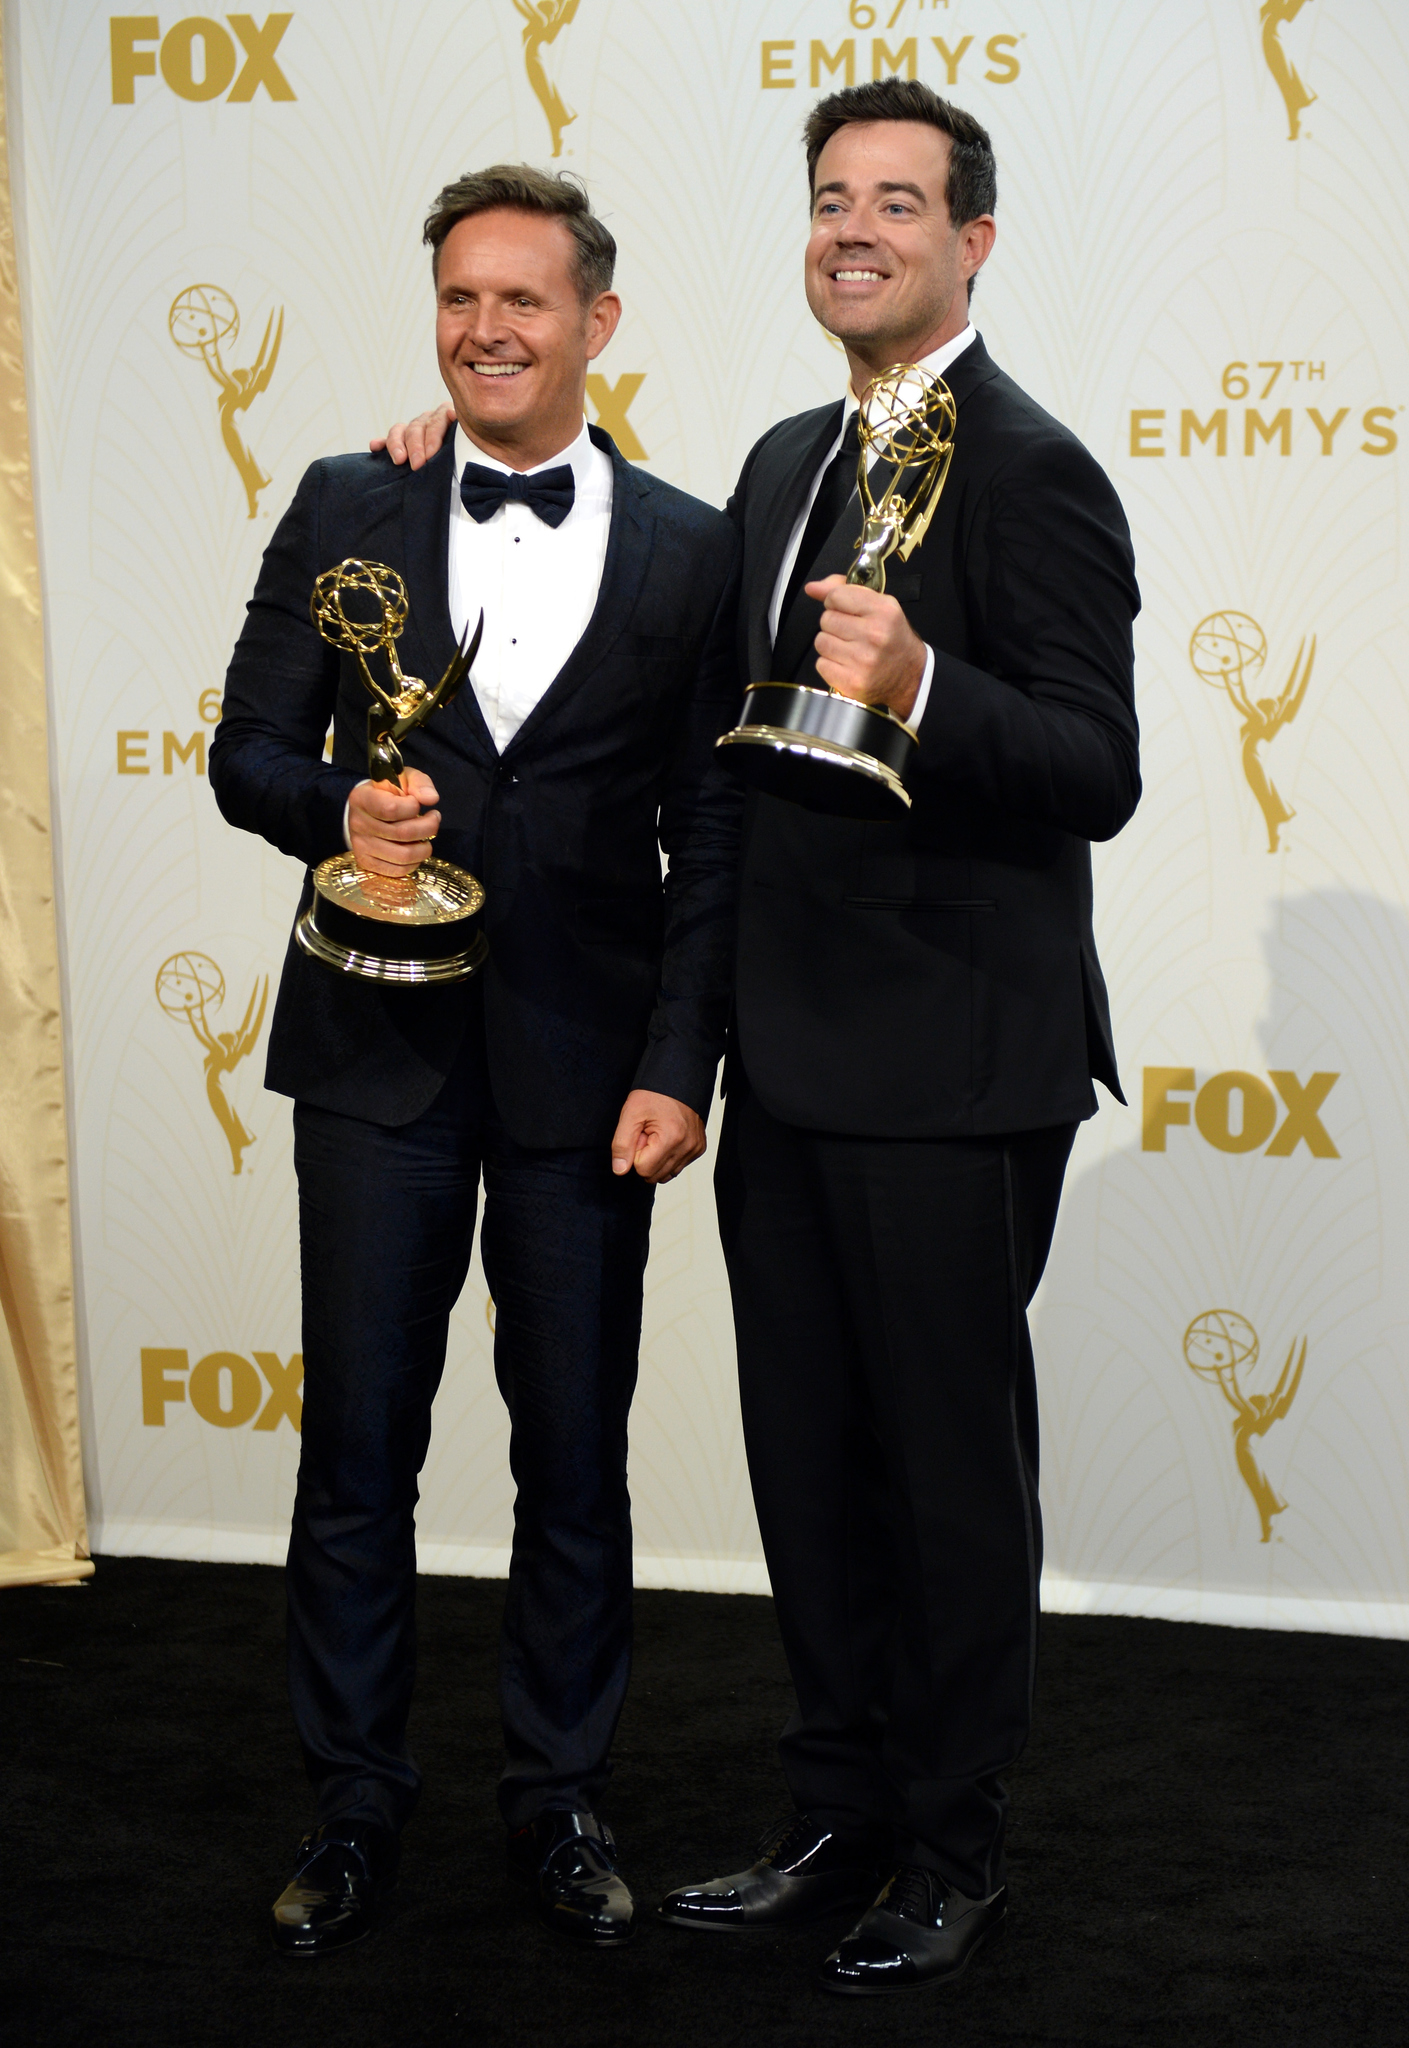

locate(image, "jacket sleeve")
[[914, 433, 1141, 843], [208, 460, 360, 868], [631, 525, 745, 1116], [724, 423, 777, 533]]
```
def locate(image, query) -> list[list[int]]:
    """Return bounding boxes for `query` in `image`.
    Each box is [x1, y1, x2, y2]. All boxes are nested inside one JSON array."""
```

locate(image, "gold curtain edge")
[[0, 1542, 95, 1589], [0, 13, 91, 1571]]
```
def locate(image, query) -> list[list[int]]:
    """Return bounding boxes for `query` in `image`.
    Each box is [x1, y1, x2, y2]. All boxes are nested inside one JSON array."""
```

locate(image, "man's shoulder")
[[964, 352, 1112, 485], [627, 462, 729, 529], [300, 448, 415, 498], [617, 457, 736, 563], [960, 354, 1133, 562], [749, 401, 841, 472], [726, 399, 843, 511]]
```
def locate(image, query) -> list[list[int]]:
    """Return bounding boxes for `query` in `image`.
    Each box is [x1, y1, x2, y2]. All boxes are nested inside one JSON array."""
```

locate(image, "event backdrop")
[[9, 0, 1409, 1631]]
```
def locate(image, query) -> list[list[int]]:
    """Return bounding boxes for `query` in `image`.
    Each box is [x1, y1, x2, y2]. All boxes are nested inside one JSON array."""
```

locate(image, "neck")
[[453, 409, 584, 472], [840, 305, 970, 396]]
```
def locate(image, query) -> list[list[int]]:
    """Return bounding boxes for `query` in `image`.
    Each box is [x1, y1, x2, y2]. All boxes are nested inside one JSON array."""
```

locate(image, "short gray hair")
[[423, 165, 616, 304]]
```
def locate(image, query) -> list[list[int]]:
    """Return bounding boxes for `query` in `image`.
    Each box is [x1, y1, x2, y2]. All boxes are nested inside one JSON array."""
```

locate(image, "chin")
[[822, 302, 889, 336], [460, 374, 535, 409]]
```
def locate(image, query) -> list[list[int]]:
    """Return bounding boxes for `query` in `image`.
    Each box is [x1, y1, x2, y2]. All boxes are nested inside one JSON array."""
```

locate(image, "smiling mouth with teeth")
[[832, 270, 886, 283], [470, 361, 528, 376]]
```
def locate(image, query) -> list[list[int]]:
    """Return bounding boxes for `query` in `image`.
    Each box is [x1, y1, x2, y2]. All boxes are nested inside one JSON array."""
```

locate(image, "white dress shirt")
[[449, 418, 614, 751], [343, 417, 613, 844], [767, 324, 977, 732]]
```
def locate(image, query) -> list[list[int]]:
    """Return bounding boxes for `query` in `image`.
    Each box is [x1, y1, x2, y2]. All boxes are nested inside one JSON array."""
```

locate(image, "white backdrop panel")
[[9, 0, 1409, 1629]]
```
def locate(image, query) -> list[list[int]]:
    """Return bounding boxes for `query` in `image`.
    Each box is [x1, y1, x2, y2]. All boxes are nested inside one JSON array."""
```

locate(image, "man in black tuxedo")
[[209, 165, 740, 1954], [649, 80, 1141, 1993], [381, 80, 1139, 1998]]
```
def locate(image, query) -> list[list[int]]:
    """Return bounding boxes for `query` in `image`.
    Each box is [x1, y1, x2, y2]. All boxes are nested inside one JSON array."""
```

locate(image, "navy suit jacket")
[[728, 336, 1141, 1139], [210, 426, 742, 1146]]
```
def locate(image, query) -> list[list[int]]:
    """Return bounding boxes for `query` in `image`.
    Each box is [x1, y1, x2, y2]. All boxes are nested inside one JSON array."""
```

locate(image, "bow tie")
[[459, 461, 575, 528]]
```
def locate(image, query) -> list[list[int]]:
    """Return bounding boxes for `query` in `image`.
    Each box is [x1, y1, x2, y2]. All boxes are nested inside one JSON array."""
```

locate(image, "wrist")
[[342, 779, 371, 851], [897, 643, 935, 729], [886, 640, 927, 722]]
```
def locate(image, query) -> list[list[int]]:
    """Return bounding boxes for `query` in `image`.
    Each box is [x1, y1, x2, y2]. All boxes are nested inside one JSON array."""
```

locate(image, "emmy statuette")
[[716, 362, 957, 819], [295, 558, 489, 984]]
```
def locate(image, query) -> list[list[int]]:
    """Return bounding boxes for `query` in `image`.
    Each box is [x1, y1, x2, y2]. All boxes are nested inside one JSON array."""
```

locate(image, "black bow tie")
[[459, 461, 575, 528]]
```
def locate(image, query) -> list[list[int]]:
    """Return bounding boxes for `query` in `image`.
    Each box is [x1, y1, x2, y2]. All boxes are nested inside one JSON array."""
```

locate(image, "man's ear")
[[961, 215, 997, 285], [585, 291, 624, 361]]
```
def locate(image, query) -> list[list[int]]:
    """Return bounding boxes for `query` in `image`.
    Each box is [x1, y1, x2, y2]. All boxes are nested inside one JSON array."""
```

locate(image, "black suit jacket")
[[728, 336, 1140, 1139], [210, 427, 742, 1146]]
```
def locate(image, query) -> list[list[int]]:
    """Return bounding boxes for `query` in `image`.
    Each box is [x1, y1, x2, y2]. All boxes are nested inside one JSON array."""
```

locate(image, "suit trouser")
[[287, 1008, 655, 1836], [715, 1075, 1075, 1898]]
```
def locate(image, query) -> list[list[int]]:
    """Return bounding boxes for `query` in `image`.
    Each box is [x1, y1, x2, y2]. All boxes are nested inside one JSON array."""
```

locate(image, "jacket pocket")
[[884, 566, 923, 604], [619, 632, 688, 657], [575, 895, 664, 945], [843, 896, 996, 910]]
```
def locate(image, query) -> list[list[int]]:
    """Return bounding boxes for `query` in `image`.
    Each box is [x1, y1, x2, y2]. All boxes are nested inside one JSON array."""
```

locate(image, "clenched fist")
[[348, 768, 441, 877], [805, 575, 927, 723]]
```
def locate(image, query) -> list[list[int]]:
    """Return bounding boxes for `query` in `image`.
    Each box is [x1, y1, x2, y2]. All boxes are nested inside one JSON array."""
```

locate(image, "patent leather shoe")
[[270, 1821, 396, 1956], [506, 1810, 634, 1944], [658, 1812, 889, 1931], [819, 1865, 1006, 1994]]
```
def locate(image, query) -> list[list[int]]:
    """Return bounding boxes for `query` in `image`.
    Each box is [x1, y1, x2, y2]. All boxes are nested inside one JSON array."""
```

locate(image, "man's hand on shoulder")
[[806, 576, 927, 724], [370, 405, 456, 470], [610, 1090, 707, 1184], [348, 768, 441, 876]]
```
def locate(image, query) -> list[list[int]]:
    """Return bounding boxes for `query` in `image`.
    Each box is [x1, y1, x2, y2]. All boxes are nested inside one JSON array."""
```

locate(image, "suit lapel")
[[397, 435, 497, 762], [770, 469, 867, 681], [942, 330, 1000, 409], [398, 435, 458, 680], [744, 401, 844, 683], [319, 448, 494, 762], [503, 426, 654, 760]]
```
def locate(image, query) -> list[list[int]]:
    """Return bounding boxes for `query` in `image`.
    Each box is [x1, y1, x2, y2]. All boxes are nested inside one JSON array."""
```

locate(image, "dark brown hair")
[[804, 77, 997, 232], [423, 165, 616, 303]]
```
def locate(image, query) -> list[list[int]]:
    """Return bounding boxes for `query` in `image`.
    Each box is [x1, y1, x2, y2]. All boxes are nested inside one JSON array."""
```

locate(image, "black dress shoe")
[[270, 1822, 397, 1956], [506, 1810, 634, 1945], [658, 1813, 890, 1931], [819, 1865, 1006, 1994]]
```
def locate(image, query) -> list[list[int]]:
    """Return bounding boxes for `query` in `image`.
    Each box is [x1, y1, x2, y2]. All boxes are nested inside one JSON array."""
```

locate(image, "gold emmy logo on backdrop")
[[1189, 611, 1315, 852], [169, 284, 284, 518], [156, 952, 269, 1176], [513, 0, 582, 157], [1260, 0, 1316, 140], [1183, 1311, 1307, 1543]]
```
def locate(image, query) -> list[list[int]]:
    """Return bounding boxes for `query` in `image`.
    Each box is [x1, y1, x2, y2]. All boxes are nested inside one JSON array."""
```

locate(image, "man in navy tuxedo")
[[210, 165, 740, 1954]]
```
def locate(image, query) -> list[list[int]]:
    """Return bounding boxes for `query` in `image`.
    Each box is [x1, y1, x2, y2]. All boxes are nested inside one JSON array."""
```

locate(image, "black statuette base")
[[716, 684, 916, 820], [296, 852, 488, 985]]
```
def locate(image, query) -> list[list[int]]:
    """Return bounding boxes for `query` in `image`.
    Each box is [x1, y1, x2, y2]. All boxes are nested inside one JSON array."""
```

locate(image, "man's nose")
[[466, 305, 512, 350]]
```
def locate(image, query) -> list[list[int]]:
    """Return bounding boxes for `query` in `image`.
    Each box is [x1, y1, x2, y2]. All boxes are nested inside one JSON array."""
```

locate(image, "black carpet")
[[3, 1559, 1407, 2048]]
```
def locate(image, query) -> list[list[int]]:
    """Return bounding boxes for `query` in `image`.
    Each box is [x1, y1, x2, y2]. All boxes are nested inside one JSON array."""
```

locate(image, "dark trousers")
[[287, 1010, 655, 1836], [715, 1076, 1075, 1898]]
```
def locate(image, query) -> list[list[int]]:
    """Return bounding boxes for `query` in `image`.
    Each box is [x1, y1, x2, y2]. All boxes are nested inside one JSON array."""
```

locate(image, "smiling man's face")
[[804, 120, 994, 381], [435, 208, 620, 470]]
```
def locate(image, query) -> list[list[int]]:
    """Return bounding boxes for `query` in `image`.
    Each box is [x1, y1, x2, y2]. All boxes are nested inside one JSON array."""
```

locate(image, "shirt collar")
[[452, 415, 596, 484]]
